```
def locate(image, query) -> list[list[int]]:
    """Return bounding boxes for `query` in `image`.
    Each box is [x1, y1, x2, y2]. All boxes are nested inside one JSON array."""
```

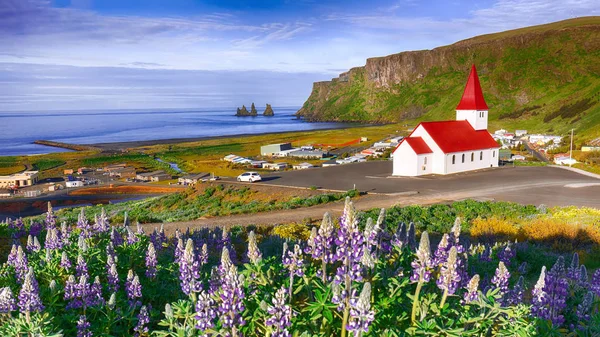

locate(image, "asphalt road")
[[257, 162, 600, 207]]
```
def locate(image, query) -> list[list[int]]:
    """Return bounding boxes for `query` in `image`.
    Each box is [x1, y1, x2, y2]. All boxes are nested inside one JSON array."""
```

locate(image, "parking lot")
[[258, 162, 600, 207]]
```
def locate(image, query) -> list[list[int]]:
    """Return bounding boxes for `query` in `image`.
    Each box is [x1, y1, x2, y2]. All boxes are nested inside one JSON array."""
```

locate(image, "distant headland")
[[235, 103, 274, 116]]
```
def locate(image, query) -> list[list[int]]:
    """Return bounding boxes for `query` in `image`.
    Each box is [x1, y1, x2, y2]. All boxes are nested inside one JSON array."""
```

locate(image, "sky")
[[0, 0, 598, 111]]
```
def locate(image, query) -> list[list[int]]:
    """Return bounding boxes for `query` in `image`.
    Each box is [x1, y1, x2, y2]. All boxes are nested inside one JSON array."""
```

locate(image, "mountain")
[[296, 17, 600, 139]]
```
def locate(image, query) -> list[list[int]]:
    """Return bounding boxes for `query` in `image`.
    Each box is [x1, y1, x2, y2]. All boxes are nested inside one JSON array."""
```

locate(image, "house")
[[136, 171, 166, 182], [78, 167, 92, 174], [293, 162, 315, 170], [554, 154, 577, 165], [322, 159, 339, 167], [0, 189, 11, 198], [260, 143, 293, 156], [494, 129, 507, 135], [178, 173, 207, 185], [300, 145, 314, 151], [250, 160, 268, 168], [263, 162, 288, 170], [150, 173, 172, 182], [110, 167, 136, 178], [528, 135, 562, 145], [104, 163, 127, 172], [373, 142, 393, 149], [288, 149, 327, 159], [512, 155, 526, 161], [515, 130, 528, 137], [582, 146, 600, 152], [0, 171, 39, 189], [392, 65, 500, 176], [66, 181, 84, 188], [64, 169, 74, 175]]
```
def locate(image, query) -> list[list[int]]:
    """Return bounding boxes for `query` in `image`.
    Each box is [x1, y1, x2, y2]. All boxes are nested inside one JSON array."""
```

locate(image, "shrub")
[[470, 217, 520, 239], [272, 222, 311, 240]]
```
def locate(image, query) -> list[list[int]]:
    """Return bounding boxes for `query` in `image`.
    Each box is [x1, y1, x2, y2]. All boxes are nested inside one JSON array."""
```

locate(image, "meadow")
[[1, 198, 599, 336]]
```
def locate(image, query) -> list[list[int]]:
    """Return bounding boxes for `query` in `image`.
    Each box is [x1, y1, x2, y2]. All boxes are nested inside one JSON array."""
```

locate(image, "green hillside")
[[296, 17, 600, 140]]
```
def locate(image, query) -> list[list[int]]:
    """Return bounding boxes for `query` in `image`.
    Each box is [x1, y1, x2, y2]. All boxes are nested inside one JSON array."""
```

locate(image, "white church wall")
[[416, 154, 433, 175], [456, 110, 488, 130], [444, 148, 498, 174], [408, 126, 446, 174], [392, 142, 419, 176]]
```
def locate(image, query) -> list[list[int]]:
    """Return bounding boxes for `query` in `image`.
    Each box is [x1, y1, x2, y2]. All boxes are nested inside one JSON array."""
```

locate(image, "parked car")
[[236, 172, 262, 183]]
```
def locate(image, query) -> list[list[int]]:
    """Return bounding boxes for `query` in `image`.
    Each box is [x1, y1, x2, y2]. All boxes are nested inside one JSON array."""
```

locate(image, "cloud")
[[120, 62, 166, 68]]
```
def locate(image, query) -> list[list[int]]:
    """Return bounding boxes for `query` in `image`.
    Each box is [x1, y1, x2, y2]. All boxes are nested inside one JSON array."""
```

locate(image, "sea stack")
[[235, 105, 252, 116], [263, 104, 274, 116], [250, 103, 258, 116]]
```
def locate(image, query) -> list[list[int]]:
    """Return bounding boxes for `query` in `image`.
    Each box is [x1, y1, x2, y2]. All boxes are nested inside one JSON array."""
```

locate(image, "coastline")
[[35, 122, 386, 152]]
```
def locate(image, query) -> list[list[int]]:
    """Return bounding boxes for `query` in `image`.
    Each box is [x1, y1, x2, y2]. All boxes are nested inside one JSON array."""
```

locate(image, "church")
[[392, 65, 500, 176]]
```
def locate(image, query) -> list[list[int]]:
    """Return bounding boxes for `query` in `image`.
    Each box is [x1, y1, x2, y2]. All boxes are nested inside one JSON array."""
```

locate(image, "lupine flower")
[[463, 274, 480, 304], [199, 243, 209, 265], [195, 290, 217, 333], [76, 254, 88, 277], [136, 222, 145, 235], [491, 261, 510, 301], [266, 287, 292, 337], [392, 222, 407, 249], [90, 276, 104, 306], [247, 231, 262, 265], [78, 234, 88, 252], [218, 264, 246, 331], [347, 282, 375, 336], [432, 234, 450, 266], [110, 227, 124, 247], [134, 305, 150, 337], [18, 268, 44, 314], [283, 243, 304, 277], [60, 222, 71, 245], [9, 218, 26, 240], [126, 225, 139, 245], [174, 238, 184, 263], [566, 253, 580, 281], [45, 202, 56, 230], [311, 213, 336, 281], [479, 245, 492, 262], [331, 282, 346, 312], [410, 232, 432, 283], [576, 291, 594, 325], [531, 266, 547, 318], [334, 198, 364, 286], [437, 246, 461, 296], [26, 235, 40, 252], [29, 221, 43, 237], [517, 261, 528, 275], [13, 246, 29, 283], [126, 270, 142, 307], [107, 293, 117, 310], [578, 265, 588, 287], [94, 208, 110, 233], [7, 245, 17, 265], [0, 287, 16, 313], [64, 274, 103, 309], [590, 269, 600, 297], [407, 222, 416, 249], [179, 239, 201, 296], [76, 315, 92, 337], [77, 209, 93, 238], [45, 227, 62, 250], [537, 257, 568, 327], [450, 218, 464, 253], [49, 280, 57, 293], [106, 254, 119, 292], [146, 243, 157, 279], [507, 276, 525, 306]]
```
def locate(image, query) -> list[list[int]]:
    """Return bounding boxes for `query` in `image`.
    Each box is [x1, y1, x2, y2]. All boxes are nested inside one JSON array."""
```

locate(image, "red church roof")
[[403, 137, 433, 154], [456, 65, 489, 110], [419, 120, 499, 153]]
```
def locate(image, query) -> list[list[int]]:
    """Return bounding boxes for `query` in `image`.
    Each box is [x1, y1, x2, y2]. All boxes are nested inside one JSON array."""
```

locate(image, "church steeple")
[[456, 65, 489, 131], [456, 64, 488, 110]]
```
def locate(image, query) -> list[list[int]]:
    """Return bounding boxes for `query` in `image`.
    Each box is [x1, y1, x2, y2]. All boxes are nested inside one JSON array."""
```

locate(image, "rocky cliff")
[[263, 104, 274, 116], [296, 17, 600, 137]]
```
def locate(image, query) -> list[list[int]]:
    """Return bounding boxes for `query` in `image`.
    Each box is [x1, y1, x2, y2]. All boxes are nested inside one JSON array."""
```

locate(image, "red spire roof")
[[456, 65, 489, 110]]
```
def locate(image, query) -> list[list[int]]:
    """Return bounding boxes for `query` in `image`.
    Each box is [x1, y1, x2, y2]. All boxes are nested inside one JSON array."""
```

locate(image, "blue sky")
[[0, 0, 598, 111]]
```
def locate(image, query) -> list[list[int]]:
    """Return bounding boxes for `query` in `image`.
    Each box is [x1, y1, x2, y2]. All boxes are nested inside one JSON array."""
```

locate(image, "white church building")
[[393, 65, 500, 176]]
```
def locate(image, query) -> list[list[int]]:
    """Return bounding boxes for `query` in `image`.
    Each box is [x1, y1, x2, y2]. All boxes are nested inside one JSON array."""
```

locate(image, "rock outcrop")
[[235, 105, 257, 116], [263, 104, 274, 116]]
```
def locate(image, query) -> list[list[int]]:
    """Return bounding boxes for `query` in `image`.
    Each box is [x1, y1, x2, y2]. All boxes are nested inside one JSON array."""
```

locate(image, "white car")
[[237, 172, 262, 183]]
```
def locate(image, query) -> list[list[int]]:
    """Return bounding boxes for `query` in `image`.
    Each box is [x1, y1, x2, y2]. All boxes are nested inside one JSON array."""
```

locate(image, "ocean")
[[0, 107, 347, 156]]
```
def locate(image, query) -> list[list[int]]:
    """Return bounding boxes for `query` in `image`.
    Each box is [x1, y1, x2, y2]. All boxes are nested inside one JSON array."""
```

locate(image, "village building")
[[263, 162, 288, 170], [293, 162, 315, 170], [136, 170, 167, 182], [393, 65, 500, 176], [178, 173, 207, 185], [260, 143, 293, 156], [0, 171, 39, 189]]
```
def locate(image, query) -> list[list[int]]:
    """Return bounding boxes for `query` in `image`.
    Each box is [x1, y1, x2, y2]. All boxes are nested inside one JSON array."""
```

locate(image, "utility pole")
[[569, 128, 574, 167]]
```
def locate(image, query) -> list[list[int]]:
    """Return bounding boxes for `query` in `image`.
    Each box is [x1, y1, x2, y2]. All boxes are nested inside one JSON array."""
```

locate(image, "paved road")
[[148, 163, 600, 233]]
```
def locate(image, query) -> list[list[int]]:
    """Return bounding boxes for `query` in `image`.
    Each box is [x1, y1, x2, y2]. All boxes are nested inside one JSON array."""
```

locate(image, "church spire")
[[456, 64, 488, 110]]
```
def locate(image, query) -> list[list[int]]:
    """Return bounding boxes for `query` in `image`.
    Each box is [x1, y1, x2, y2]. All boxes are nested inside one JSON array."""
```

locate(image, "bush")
[[470, 217, 520, 239]]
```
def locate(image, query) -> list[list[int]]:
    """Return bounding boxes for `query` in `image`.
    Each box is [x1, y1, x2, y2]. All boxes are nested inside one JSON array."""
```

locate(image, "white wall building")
[[393, 65, 500, 176], [66, 181, 84, 188]]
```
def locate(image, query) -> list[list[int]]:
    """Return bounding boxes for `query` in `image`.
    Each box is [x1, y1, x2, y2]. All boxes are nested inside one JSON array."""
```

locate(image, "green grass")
[[31, 158, 65, 171]]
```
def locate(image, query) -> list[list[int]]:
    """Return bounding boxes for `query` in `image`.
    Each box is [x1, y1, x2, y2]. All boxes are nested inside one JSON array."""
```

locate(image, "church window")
[[424, 157, 427, 165], [480, 151, 483, 160], [452, 155, 455, 164], [493, 151, 496, 158], [462, 154, 465, 163], [471, 153, 474, 162]]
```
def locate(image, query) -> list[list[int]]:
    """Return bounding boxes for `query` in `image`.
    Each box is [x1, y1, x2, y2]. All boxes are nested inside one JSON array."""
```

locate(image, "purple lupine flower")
[[90, 276, 104, 307], [174, 238, 184, 263], [26, 235, 41, 252], [76, 254, 88, 277], [479, 245, 492, 262], [432, 234, 450, 266], [150, 225, 166, 251], [64, 275, 78, 306], [13, 246, 29, 283], [0, 287, 16, 313], [45, 227, 62, 250], [146, 243, 157, 279], [199, 243, 208, 265], [45, 202, 56, 230], [531, 266, 547, 319], [97, 208, 110, 233], [110, 227, 124, 247], [576, 291, 594, 326], [497, 243, 515, 266], [136, 222, 145, 236], [491, 261, 510, 303], [410, 232, 432, 283], [347, 282, 375, 335], [179, 239, 201, 296], [7, 245, 17, 265], [540, 257, 569, 327], [18, 268, 44, 314], [266, 287, 292, 337], [126, 225, 139, 245], [133, 305, 149, 337], [578, 265, 588, 287], [374, 208, 391, 255], [589, 270, 600, 297], [60, 222, 71, 245], [9, 218, 26, 240], [107, 260, 119, 293], [77, 209, 93, 238], [437, 246, 461, 295], [195, 290, 217, 332], [77, 234, 89, 252], [391, 222, 407, 250], [463, 274, 480, 304], [218, 264, 246, 331], [566, 253, 580, 281], [64, 275, 102, 309], [29, 221, 43, 237], [407, 222, 416, 250], [247, 231, 262, 265], [331, 282, 346, 312], [61, 251, 72, 270], [450, 218, 465, 254], [76, 315, 92, 337], [125, 270, 142, 308], [283, 243, 304, 278], [507, 276, 525, 306], [517, 261, 528, 275], [334, 198, 364, 286], [311, 213, 336, 282]]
